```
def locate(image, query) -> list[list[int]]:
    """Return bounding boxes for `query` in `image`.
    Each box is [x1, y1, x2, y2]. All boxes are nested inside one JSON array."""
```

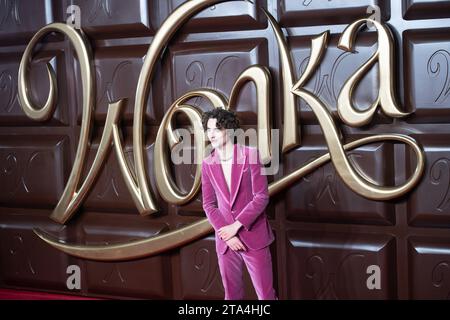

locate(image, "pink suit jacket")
[[201, 143, 275, 255]]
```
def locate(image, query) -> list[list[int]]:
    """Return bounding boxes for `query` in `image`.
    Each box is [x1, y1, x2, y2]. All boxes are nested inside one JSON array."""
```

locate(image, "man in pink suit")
[[201, 108, 277, 300]]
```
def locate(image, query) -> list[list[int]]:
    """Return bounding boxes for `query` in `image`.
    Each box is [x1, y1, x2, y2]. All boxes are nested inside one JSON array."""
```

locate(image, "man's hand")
[[225, 236, 246, 251], [218, 221, 243, 241]]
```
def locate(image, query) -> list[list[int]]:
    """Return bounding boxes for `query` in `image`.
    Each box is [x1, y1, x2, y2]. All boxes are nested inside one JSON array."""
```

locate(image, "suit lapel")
[[209, 147, 230, 201], [230, 143, 246, 208]]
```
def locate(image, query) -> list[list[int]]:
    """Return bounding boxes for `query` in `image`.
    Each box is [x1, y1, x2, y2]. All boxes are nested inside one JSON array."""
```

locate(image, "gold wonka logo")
[[18, 0, 425, 261]]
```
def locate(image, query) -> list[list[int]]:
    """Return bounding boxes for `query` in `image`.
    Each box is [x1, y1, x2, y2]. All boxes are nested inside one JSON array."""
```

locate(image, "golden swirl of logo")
[[18, 0, 425, 261]]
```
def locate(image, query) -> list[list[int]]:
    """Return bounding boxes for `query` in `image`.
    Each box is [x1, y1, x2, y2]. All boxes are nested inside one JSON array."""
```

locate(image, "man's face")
[[206, 118, 228, 149]]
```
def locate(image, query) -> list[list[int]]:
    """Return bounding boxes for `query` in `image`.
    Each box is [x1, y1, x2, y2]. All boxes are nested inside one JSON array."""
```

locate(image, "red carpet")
[[0, 288, 101, 300]]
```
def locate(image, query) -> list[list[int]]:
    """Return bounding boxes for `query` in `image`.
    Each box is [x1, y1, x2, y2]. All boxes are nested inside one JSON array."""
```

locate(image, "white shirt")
[[221, 157, 233, 192]]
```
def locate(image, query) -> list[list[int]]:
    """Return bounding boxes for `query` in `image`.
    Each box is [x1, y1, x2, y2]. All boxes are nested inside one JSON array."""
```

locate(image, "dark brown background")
[[1, 0, 450, 300]]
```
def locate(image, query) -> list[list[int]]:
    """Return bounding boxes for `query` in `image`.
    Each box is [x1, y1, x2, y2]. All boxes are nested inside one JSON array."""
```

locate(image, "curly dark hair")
[[201, 108, 240, 131]]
